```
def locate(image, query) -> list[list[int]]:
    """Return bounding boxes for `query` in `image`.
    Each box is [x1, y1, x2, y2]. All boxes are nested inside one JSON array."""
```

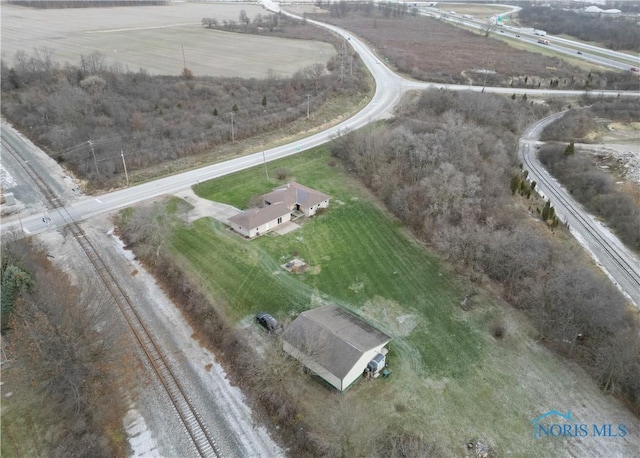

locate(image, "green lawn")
[[177, 147, 609, 455], [186, 147, 483, 378]]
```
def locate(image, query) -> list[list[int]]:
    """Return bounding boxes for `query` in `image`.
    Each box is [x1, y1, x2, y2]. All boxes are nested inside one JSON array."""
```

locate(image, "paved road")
[[427, 7, 639, 71], [2, 4, 640, 306], [2, 9, 639, 238], [519, 113, 640, 307]]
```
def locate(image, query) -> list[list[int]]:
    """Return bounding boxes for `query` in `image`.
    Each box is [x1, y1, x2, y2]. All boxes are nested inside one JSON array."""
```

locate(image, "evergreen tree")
[[564, 141, 575, 156], [510, 174, 521, 195], [1, 265, 33, 315]]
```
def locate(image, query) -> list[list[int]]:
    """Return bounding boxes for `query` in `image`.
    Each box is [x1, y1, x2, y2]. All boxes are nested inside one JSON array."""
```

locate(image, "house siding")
[[230, 223, 250, 238], [283, 340, 388, 392], [304, 199, 330, 217], [342, 345, 387, 390], [283, 341, 342, 390]]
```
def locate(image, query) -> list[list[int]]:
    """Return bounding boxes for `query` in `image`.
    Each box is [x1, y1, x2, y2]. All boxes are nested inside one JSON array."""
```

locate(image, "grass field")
[[0, 3, 335, 77], [191, 149, 481, 377], [182, 148, 639, 455]]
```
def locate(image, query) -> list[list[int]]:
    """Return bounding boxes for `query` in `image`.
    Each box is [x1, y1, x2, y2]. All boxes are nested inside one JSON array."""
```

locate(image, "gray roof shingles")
[[283, 305, 391, 380]]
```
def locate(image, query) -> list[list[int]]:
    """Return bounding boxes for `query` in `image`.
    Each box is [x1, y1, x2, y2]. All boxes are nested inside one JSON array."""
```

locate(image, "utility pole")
[[262, 151, 269, 180], [181, 43, 187, 69], [340, 41, 345, 85], [306, 94, 311, 119], [121, 150, 129, 186], [230, 112, 235, 142], [88, 140, 99, 176]]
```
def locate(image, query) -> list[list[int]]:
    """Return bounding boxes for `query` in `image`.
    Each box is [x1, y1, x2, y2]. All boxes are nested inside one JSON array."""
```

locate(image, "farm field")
[[176, 147, 640, 456], [317, 12, 584, 86], [0, 3, 336, 78], [439, 3, 514, 18]]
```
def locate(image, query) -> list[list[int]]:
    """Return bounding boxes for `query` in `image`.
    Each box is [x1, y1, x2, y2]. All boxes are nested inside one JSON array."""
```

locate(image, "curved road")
[[519, 113, 640, 307], [2, 3, 640, 299]]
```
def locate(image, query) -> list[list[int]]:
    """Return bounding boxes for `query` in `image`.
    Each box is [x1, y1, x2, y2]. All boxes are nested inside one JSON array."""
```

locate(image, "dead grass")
[[315, 12, 600, 86], [0, 3, 335, 78]]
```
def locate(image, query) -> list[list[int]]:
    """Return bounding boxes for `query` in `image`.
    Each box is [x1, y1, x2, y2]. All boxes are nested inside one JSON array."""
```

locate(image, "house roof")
[[262, 182, 330, 209], [282, 305, 391, 380], [228, 182, 330, 231], [228, 201, 289, 230]]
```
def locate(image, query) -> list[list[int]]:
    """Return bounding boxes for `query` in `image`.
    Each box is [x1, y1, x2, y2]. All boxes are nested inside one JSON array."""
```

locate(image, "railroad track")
[[519, 114, 640, 303], [2, 137, 222, 458]]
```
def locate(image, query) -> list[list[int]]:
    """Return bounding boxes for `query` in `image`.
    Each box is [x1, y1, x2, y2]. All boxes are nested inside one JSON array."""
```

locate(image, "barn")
[[282, 305, 391, 391]]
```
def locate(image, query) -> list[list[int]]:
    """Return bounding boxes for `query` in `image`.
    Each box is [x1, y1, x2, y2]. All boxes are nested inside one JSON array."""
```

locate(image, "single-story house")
[[282, 305, 391, 391], [228, 182, 330, 238]]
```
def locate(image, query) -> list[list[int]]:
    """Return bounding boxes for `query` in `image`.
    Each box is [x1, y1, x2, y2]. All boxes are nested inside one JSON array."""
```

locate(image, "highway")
[[2, 3, 640, 306], [424, 6, 639, 71]]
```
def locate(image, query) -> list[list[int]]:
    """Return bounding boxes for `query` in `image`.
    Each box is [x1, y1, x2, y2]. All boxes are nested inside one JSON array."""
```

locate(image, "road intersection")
[[2, 4, 640, 304]]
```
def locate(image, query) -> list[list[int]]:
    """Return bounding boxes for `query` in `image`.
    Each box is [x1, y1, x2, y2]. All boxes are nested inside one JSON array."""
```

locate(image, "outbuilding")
[[282, 305, 391, 391]]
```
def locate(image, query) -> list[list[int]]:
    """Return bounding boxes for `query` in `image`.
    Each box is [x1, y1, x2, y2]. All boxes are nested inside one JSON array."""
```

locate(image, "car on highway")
[[515, 34, 521, 37], [577, 51, 583, 55], [256, 312, 279, 332]]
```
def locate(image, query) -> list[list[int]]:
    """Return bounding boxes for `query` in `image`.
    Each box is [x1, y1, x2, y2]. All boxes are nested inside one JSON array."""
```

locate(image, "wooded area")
[[1, 241, 128, 457], [330, 90, 640, 411], [539, 142, 640, 251], [539, 99, 640, 252], [518, 6, 640, 51], [309, 3, 638, 89], [0, 44, 366, 189], [6, 0, 167, 8]]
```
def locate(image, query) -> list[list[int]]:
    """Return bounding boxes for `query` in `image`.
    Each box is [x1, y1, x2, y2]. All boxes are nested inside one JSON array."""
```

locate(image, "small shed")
[[282, 305, 391, 391]]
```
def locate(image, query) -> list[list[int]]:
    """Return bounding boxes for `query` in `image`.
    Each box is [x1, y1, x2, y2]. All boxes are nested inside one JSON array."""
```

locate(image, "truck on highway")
[[538, 39, 551, 45], [534, 29, 547, 36]]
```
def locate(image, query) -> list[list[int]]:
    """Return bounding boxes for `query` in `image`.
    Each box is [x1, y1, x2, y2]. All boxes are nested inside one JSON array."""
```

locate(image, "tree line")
[[518, 6, 640, 52], [309, 3, 639, 90], [117, 199, 442, 457], [330, 90, 640, 412], [7, 0, 167, 7], [1, 240, 128, 457], [538, 142, 640, 251], [539, 98, 640, 252], [0, 47, 367, 189]]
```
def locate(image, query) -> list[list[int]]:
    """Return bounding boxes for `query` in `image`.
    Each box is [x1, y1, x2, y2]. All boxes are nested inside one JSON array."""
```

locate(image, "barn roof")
[[282, 305, 391, 380]]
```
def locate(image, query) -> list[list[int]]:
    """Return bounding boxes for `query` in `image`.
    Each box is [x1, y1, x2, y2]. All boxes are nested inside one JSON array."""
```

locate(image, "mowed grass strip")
[[174, 147, 637, 455], [188, 147, 483, 377]]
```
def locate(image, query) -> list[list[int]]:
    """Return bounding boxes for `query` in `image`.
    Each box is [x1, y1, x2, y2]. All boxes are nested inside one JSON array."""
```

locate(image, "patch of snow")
[[124, 408, 159, 457], [0, 164, 17, 189]]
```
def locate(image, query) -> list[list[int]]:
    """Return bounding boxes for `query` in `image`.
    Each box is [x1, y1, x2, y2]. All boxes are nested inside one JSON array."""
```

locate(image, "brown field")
[[0, 3, 336, 78], [439, 3, 513, 18], [313, 11, 627, 88]]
